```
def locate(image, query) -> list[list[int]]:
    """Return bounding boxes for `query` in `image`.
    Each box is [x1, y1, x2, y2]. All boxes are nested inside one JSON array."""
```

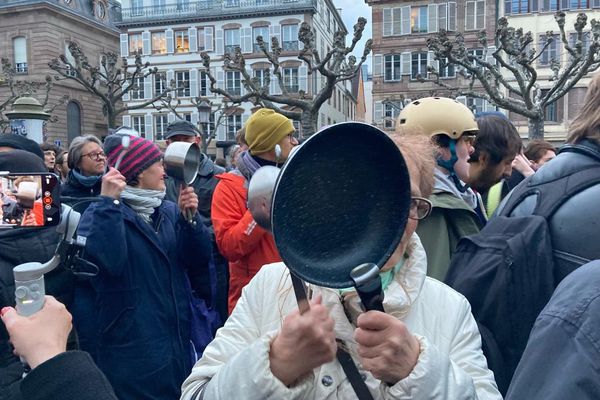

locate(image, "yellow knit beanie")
[[245, 109, 294, 155]]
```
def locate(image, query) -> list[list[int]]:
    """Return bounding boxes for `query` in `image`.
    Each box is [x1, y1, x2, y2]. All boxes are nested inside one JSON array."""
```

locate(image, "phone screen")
[[0, 172, 61, 228]]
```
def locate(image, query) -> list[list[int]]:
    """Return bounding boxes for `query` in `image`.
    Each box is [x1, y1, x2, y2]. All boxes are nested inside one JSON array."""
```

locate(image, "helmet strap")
[[436, 139, 470, 193]]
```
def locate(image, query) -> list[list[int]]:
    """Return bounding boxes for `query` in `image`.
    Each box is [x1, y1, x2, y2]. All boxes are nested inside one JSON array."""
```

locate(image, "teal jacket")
[[416, 190, 483, 281]]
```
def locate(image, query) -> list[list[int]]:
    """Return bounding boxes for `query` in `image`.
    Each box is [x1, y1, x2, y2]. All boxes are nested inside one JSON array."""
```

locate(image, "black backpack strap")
[[501, 165, 600, 218], [336, 342, 375, 400]]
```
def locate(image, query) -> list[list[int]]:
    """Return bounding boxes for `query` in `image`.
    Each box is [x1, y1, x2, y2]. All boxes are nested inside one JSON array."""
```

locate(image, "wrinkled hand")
[[1, 296, 72, 369], [101, 167, 126, 199], [178, 186, 198, 219], [355, 311, 420, 385], [512, 153, 535, 177], [269, 295, 337, 386]]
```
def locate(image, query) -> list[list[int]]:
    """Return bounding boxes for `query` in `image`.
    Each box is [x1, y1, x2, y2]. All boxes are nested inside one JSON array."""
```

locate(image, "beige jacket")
[[181, 234, 502, 400]]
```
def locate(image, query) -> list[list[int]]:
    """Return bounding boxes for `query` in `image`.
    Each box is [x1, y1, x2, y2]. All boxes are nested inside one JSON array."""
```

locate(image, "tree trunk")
[[528, 116, 545, 141], [301, 110, 318, 138], [107, 112, 117, 130]]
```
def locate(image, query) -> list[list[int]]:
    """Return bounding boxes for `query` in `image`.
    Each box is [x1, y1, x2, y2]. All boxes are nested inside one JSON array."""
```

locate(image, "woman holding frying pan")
[[181, 129, 501, 400]]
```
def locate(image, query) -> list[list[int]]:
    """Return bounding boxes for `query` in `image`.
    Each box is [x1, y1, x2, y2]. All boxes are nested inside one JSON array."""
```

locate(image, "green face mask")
[[339, 256, 406, 295]]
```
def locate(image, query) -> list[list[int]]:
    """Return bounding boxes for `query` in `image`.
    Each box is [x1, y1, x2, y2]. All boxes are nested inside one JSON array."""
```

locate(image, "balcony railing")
[[119, 0, 317, 23]]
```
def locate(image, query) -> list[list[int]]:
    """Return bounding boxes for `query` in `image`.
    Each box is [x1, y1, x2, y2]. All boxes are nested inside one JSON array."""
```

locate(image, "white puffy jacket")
[[181, 234, 502, 400]]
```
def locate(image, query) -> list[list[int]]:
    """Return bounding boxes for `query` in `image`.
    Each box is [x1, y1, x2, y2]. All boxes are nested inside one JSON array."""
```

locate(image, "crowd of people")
[[1, 74, 600, 400]]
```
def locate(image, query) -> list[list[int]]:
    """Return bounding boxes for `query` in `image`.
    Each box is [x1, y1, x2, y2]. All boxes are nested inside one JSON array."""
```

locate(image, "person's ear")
[[194, 136, 201, 146]]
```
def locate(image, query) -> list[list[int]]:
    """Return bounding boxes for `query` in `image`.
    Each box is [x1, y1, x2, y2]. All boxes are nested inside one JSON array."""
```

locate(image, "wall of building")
[[0, 1, 119, 146]]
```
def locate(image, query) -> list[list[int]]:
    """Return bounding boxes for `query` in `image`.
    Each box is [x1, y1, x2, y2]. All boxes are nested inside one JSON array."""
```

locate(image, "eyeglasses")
[[81, 151, 106, 161], [461, 134, 477, 146], [409, 197, 432, 220]]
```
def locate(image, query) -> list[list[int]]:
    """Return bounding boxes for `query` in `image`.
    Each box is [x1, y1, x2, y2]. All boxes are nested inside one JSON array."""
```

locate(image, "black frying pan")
[[271, 122, 411, 291]]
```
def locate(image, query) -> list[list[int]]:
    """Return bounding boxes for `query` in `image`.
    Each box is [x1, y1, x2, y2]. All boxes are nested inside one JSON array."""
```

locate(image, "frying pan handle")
[[351, 263, 385, 312], [290, 272, 310, 314]]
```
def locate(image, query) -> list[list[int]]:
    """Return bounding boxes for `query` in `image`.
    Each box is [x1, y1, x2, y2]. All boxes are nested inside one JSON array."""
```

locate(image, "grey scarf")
[[121, 186, 166, 223]]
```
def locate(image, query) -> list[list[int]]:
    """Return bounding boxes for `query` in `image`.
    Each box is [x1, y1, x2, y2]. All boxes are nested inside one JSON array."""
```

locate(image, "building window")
[[132, 115, 146, 138], [538, 0, 559, 11], [438, 57, 456, 78], [384, 54, 401, 82], [253, 26, 269, 53], [176, 71, 190, 97], [384, 103, 399, 129], [505, 0, 529, 13], [131, 76, 145, 100], [226, 114, 242, 140], [226, 71, 241, 95], [175, 30, 189, 53], [131, 0, 143, 15], [569, 0, 588, 8], [201, 113, 215, 138], [153, 0, 166, 8], [224, 0, 240, 6], [282, 67, 299, 92], [129, 33, 143, 55], [13, 37, 28, 74], [411, 6, 428, 34], [468, 48, 485, 67], [154, 72, 167, 94], [64, 43, 77, 77], [152, 32, 166, 55], [224, 28, 240, 55], [176, 0, 189, 11], [254, 68, 269, 88], [542, 90, 558, 122], [155, 114, 168, 140], [411, 52, 428, 79], [540, 34, 560, 65], [282, 24, 299, 51], [569, 31, 591, 57], [199, 71, 208, 96], [465, 1, 485, 30], [198, 28, 206, 51]]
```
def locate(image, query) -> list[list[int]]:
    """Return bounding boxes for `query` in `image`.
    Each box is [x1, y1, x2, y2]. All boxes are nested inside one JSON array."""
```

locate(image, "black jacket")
[[61, 171, 103, 213], [0, 227, 74, 400], [20, 351, 117, 400], [506, 260, 600, 399], [498, 139, 600, 281]]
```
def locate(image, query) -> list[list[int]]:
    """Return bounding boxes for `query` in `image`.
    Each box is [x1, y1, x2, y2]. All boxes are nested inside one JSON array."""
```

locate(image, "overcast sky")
[[332, 0, 372, 70]]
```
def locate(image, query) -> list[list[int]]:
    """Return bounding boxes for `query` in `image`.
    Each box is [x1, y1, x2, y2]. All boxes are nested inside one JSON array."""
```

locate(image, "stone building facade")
[[0, 0, 120, 146], [366, 0, 498, 131], [116, 0, 357, 156]]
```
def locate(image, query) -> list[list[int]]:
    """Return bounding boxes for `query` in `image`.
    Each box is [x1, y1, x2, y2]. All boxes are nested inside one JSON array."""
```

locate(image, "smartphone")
[[0, 172, 61, 228]]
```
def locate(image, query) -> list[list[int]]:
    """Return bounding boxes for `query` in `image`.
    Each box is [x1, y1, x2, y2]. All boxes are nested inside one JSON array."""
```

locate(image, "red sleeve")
[[211, 178, 268, 262]]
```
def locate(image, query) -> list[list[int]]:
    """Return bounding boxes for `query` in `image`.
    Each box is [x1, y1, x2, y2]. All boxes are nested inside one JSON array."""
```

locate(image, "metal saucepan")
[[164, 142, 201, 223]]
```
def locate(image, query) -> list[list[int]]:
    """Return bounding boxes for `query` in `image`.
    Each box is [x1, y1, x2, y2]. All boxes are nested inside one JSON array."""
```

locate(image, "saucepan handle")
[[351, 263, 385, 312]]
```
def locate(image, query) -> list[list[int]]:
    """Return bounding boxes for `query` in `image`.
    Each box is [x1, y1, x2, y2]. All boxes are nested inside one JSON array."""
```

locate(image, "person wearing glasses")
[[181, 133, 501, 400], [397, 97, 485, 282], [61, 135, 106, 203]]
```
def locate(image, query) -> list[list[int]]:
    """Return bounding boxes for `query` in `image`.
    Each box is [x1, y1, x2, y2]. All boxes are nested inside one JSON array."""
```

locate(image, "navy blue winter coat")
[[506, 260, 600, 399], [74, 196, 212, 400]]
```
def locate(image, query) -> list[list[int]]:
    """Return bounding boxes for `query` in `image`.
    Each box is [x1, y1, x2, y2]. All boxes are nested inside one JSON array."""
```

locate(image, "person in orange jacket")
[[211, 109, 299, 313]]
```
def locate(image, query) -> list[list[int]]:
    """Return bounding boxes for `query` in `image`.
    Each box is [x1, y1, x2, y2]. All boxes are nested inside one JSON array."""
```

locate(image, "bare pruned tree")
[[154, 95, 230, 154], [48, 41, 176, 129], [424, 12, 600, 139], [0, 58, 68, 134], [201, 18, 372, 136]]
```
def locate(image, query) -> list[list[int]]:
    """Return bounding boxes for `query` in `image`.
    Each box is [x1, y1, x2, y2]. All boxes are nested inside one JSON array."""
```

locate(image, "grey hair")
[[67, 135, 103, 170]]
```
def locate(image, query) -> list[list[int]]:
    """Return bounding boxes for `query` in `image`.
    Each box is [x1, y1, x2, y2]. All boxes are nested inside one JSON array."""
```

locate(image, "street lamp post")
[[5, 96, 50, 144]]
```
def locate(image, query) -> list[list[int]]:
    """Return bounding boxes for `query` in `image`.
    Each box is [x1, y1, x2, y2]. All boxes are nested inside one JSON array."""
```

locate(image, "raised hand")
[[355, 311, 420, 385], [269, 295, 337, 386], [101, 167, 126, 199], [178, 186, 198, 219]]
